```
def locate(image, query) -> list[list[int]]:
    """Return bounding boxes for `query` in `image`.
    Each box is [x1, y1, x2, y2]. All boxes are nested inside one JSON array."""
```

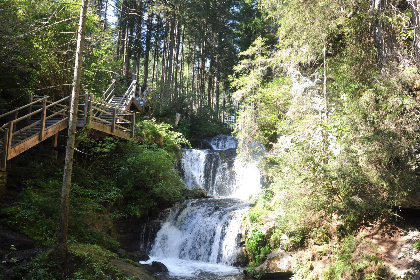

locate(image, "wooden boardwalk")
[[0, 80, 146, 171]]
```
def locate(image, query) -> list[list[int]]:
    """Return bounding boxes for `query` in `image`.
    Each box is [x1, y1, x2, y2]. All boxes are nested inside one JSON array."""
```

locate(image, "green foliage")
[[1, 180, 60, 246], [234, 3, 420, 265], [185, 106, 232, 139], [324, 236, 387, 280], [0, 0, 34, 110], [0, 0, 120, 104], [67, 243, 121, 280], [136, 119, 190, 155], [1, 120, 189, 252], [414, 240, 420, 250], [245, 226, 271, 265], [244, 267, 263, 279], [23, 245, 132, 280], [112, 141, 186, 218], [231, 38, 292, 151]]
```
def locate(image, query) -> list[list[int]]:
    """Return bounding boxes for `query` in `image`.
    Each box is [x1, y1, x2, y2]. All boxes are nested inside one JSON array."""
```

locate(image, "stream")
[[140, 135, 262, 279]]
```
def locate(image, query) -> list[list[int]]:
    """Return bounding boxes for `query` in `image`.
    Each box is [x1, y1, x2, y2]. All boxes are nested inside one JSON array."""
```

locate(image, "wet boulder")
[[245, 251, 294, 279], [150, 261, 169, 273]]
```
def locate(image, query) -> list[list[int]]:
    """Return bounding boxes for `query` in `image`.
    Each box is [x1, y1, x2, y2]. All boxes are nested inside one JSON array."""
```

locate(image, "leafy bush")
[[136, 119, 190, 156], [113, 141, 186, 217], [245, 226, 271, 265], [23, 245, 129, 280]]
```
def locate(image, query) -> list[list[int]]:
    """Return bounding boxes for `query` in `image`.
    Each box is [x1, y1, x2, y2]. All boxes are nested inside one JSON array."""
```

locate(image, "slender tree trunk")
[[102, 0, 108, 30], [56, 0, 88, 268], [142, 14, 153, 91], [117, 24, 123, 59], [412, 0, 420, 68], [214, 58, 220, 119], [179, 27, 185, 92], [207, 53, 214, 109], [166, 11, 176, 100], [323, 44, 328, 120], [123, 26, 130, 77], [161, 18, 168, 102], [174, 23, 182, 97], [151, 16, 161, 88], [132, 0, 142, 80], [200, 37, 206, 103]]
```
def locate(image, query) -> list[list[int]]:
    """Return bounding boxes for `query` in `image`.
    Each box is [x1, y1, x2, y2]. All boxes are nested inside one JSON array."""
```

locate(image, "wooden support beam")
[[111, 107, 116, 133], [39, 98, 47, 141], [52, 133, 58, 148], [1, 127, 9, 171], [87, 93, 93, 124], [7, 123, 13, 159], [131, 113, 135, 138], [89, 121, 131, 139], [83, 93, 88, 125]]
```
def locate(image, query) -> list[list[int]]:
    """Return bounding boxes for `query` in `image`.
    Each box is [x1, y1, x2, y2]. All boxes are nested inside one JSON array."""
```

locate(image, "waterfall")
[[205, 134, 238, 151], [150, 199, 248, 264], [181, 136, 261, 199], [141, 135, 262, 279]]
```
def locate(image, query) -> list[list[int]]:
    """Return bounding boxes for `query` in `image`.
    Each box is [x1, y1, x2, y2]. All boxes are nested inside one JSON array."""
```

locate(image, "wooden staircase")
[[0, 80, 147, 171]]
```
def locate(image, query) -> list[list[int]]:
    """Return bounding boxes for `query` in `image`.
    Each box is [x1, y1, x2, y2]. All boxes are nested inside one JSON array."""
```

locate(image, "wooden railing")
[[1, 95, 70, 170], [89, 94, 135, 138], [0, 91, 137, 171]]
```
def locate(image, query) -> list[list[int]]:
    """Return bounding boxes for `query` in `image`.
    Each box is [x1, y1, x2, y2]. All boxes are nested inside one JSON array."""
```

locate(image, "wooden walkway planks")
[[0, 80, 146, 171]]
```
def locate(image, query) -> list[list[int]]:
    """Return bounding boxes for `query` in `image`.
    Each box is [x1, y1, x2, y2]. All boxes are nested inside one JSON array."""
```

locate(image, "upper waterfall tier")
[[205, 135, 238, 150], [181, 135, 261, 199]]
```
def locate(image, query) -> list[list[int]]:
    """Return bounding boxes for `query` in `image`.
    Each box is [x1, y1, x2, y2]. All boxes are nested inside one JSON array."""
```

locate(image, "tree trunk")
[[161, 17, 169, 102], [179, 27, 185, 92], [56, 0, 88, 268], [142, 14, 153, 91], [174, 23, 182, 97], [371, 0, 395, 65], [102, 0, 108, 30], [207, 53, 214, 109], [323, 44, 328, 120], [166, 11, 176, 100], [132, 0, 143, 81], [412, 0, 420, 68], [123, 25, 130, 77], [214, 58, 220, 119], [151, 16, 161, 88]]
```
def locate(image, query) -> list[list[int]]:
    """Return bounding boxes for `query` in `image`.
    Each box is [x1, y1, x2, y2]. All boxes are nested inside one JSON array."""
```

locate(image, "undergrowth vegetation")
[[0, 119, 190, 279]]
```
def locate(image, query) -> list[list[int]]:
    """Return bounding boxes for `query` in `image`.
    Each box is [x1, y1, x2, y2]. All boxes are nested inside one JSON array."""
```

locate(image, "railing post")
[[131, 113, 135, 138], [111, 107, 116, 133], [1, 127, 9, 171], [39, 97, 47, 141]]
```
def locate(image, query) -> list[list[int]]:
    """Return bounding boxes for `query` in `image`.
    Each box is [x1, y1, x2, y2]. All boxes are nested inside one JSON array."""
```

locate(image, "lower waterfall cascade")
[[140, 135, 262, 279]]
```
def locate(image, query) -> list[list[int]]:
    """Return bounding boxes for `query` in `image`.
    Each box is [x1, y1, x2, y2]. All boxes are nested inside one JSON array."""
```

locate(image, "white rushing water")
[[141, 135, 262, 279], [181, 150, 261, 199], [205, 135, 238, 151], [141, 199, 249, 278]]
